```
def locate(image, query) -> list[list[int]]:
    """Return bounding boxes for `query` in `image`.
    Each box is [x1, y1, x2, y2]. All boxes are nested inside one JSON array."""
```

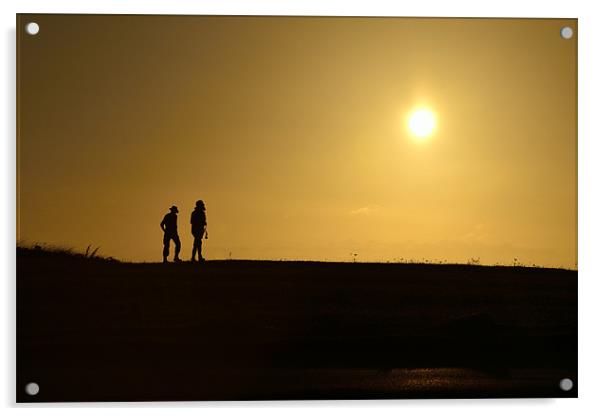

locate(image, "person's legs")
[[162, 234, 170, 262], [198, 237, 204, 261], [173, 235, 181, 261], [191, 232, 200, 261]]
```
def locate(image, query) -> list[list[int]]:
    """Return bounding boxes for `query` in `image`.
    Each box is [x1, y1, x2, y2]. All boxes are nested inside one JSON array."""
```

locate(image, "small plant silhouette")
[[468, 257, 481, 266], [84, 245, 101, 258]]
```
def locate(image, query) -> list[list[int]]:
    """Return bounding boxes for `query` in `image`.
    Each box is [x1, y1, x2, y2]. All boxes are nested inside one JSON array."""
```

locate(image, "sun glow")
[[408, 108, 437, 139]]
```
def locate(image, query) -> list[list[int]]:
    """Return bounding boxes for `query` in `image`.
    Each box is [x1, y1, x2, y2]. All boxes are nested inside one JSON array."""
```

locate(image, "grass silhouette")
[[18, 243, 117, 262]]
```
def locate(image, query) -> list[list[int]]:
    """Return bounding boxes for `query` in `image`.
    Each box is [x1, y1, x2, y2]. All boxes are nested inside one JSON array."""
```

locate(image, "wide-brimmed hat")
[[169, 205, 179, 213], [195, 200, 205, 208]]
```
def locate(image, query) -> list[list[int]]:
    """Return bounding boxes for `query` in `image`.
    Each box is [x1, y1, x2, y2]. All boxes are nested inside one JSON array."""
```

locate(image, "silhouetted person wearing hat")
[[190, 200, 208, 262], [160, 205, 181, 263]]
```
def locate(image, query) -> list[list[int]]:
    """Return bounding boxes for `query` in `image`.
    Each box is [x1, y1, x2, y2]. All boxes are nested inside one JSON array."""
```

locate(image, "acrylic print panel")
[[16, 14, 577, 402]]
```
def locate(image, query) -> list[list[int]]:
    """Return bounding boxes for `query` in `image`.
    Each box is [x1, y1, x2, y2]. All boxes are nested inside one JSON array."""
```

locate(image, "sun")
[[407, 108, 437, 139]]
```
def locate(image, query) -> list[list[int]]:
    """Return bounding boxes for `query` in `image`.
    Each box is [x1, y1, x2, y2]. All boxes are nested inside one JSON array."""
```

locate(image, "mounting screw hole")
[[25, 382, 39, 396], [560, 26, 573, 39], [25, 22, 40, 35], [559, 378, 573, 391]]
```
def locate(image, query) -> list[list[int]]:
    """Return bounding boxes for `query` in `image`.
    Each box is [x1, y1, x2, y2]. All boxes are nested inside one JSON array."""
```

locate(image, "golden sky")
[[17, 15, 577, 268]]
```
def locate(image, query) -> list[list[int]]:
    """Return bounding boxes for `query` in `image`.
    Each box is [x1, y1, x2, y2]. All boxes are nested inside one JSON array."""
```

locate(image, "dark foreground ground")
[[17, 248, 577, 402]]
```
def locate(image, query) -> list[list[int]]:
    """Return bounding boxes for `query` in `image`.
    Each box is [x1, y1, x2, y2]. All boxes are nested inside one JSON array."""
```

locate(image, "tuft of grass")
[[17, 243, 118, 263], [89, 246, 100, 258]]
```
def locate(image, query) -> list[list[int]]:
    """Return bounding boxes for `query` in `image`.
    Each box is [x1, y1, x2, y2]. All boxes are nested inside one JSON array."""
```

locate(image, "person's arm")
[[160, 216, 166, 232]]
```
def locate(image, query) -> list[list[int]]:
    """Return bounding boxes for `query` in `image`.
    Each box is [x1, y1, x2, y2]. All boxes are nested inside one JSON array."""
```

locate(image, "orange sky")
[[17, 15, 577, 268]]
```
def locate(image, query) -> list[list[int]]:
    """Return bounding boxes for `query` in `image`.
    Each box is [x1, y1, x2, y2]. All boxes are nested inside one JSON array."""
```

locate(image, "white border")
[[3, 1, 602, 414]]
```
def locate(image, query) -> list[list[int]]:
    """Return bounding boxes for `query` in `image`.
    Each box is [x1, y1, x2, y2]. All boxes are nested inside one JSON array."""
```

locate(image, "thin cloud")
[[348, 204, 382, 216], [460, 223, 489, 242]]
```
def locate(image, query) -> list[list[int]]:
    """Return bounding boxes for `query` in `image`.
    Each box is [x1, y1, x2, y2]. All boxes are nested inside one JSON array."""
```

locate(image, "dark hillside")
[[17, 248, 577, 401]]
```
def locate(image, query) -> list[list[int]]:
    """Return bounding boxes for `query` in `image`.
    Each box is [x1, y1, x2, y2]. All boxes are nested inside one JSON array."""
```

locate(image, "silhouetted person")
[[160, 205, 181, 263], [190, 200, 208, 262]]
